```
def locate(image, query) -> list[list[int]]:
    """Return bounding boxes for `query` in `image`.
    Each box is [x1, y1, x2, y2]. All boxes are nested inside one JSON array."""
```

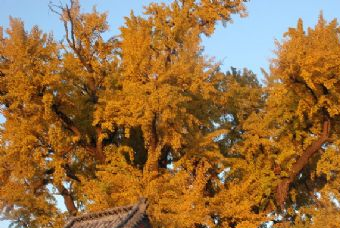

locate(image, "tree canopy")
[[0, 1, 340, 227]]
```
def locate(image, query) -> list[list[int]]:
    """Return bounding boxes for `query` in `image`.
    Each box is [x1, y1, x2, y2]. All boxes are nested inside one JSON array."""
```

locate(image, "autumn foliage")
[[0, 0, 340, 227]]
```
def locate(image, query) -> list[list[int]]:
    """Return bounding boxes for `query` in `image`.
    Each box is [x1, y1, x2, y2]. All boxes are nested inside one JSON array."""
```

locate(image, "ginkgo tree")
[[1, 0, 340, 227], [239, 14, 340, 227], [0, 0, 263, 228]]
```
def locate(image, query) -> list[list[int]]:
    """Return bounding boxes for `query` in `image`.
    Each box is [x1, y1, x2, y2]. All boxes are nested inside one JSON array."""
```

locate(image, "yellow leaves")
[[43, 93, 54, 120], [0, 0, 296, 227], [203, 129, 229, 146], [143, 160, 217, 227], [246, 15, 340, 226], [317, 144, 340, 181], [80, 145, 144, 211], [273, 16, 340, 119], [53, 159, 66, 185], [124, 127, 130, 138], [324, 78, 338, 90], [236, 221, 258, 228], [193, 0, 247, 36]]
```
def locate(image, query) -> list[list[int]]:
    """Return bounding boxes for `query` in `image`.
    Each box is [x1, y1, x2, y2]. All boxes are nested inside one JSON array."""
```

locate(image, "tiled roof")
[[64, 198, 150, 228]]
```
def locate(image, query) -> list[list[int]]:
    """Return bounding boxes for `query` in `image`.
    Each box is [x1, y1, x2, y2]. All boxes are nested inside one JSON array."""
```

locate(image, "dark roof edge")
[[63, 198, 148, 228], [116, 198, 148, 228]]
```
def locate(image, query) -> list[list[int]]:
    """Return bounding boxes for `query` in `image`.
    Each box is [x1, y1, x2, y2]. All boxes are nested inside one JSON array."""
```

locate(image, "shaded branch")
[[62, 164, 81, 182], [50, 1, 95, 75], [51, 103, 81, 138], [275, 119, 331, 209], [95, 127, 105, 163], [63, 3, 95, 76], [50, 1, 104, 163], [292, 76, 318, 102], [57, 184, 78, 216]]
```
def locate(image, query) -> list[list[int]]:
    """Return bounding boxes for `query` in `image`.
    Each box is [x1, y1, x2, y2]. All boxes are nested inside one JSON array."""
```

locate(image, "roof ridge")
[[114, 198, 148, 228], [63, 203, 135, 228]]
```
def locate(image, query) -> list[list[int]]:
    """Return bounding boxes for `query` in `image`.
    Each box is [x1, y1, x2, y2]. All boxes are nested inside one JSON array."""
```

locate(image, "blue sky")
[[0, 0, 340, 227]]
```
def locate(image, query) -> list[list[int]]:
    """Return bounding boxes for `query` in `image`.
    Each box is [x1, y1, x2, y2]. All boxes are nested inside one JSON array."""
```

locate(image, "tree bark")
[[275, 119, 330, 209], [51, 1, 108, 164], [57, 184, 78, 216], [52, 104, 81, 138], [52, 103, 106, 163], [95, 126, 105, 163], [143, 114, 161, 179]]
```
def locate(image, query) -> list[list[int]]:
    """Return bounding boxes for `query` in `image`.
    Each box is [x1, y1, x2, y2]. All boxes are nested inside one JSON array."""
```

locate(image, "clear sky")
[[0, 0, 340, 227]]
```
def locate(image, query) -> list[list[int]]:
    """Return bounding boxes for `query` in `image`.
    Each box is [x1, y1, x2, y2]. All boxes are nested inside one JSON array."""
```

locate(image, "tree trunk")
[[275, 119, 330, 209], [143, 114, 161, 180], [95, 126, 105, 163], [57, 184, 78, 216]]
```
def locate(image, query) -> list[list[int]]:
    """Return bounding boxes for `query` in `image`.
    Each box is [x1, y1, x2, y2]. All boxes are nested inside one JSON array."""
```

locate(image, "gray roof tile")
[[64, 198, 150, 228]]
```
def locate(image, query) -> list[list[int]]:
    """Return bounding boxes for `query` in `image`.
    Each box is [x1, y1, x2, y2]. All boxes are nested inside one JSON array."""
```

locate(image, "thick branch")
[[51, 1, 104, 163], [51, 1, 96, 78], [65, 3, 77, 52], [51, 103, 81, 138], [32, 178, 50, 195], [61, 164, 81, 182], [62, 5, 95, 77], [0, 70, 7, 97], [275, 119, 330, 208], [33, 165, 81, 194], [144, 113, 160, 176], [51, 103, 106, 162], [292, 77, 318, 102], [95, 127, 105, 163], [57, 184, 78, 216]]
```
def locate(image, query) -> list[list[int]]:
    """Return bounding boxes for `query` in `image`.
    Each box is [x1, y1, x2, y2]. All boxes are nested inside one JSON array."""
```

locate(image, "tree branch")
[[51, 103, 81, 138], [57, 184, 78, 216], [275, 119, 330, 209], [50, 1, 104, 163], [95, 127, 105, 163], [62, 4, 95, 76]]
